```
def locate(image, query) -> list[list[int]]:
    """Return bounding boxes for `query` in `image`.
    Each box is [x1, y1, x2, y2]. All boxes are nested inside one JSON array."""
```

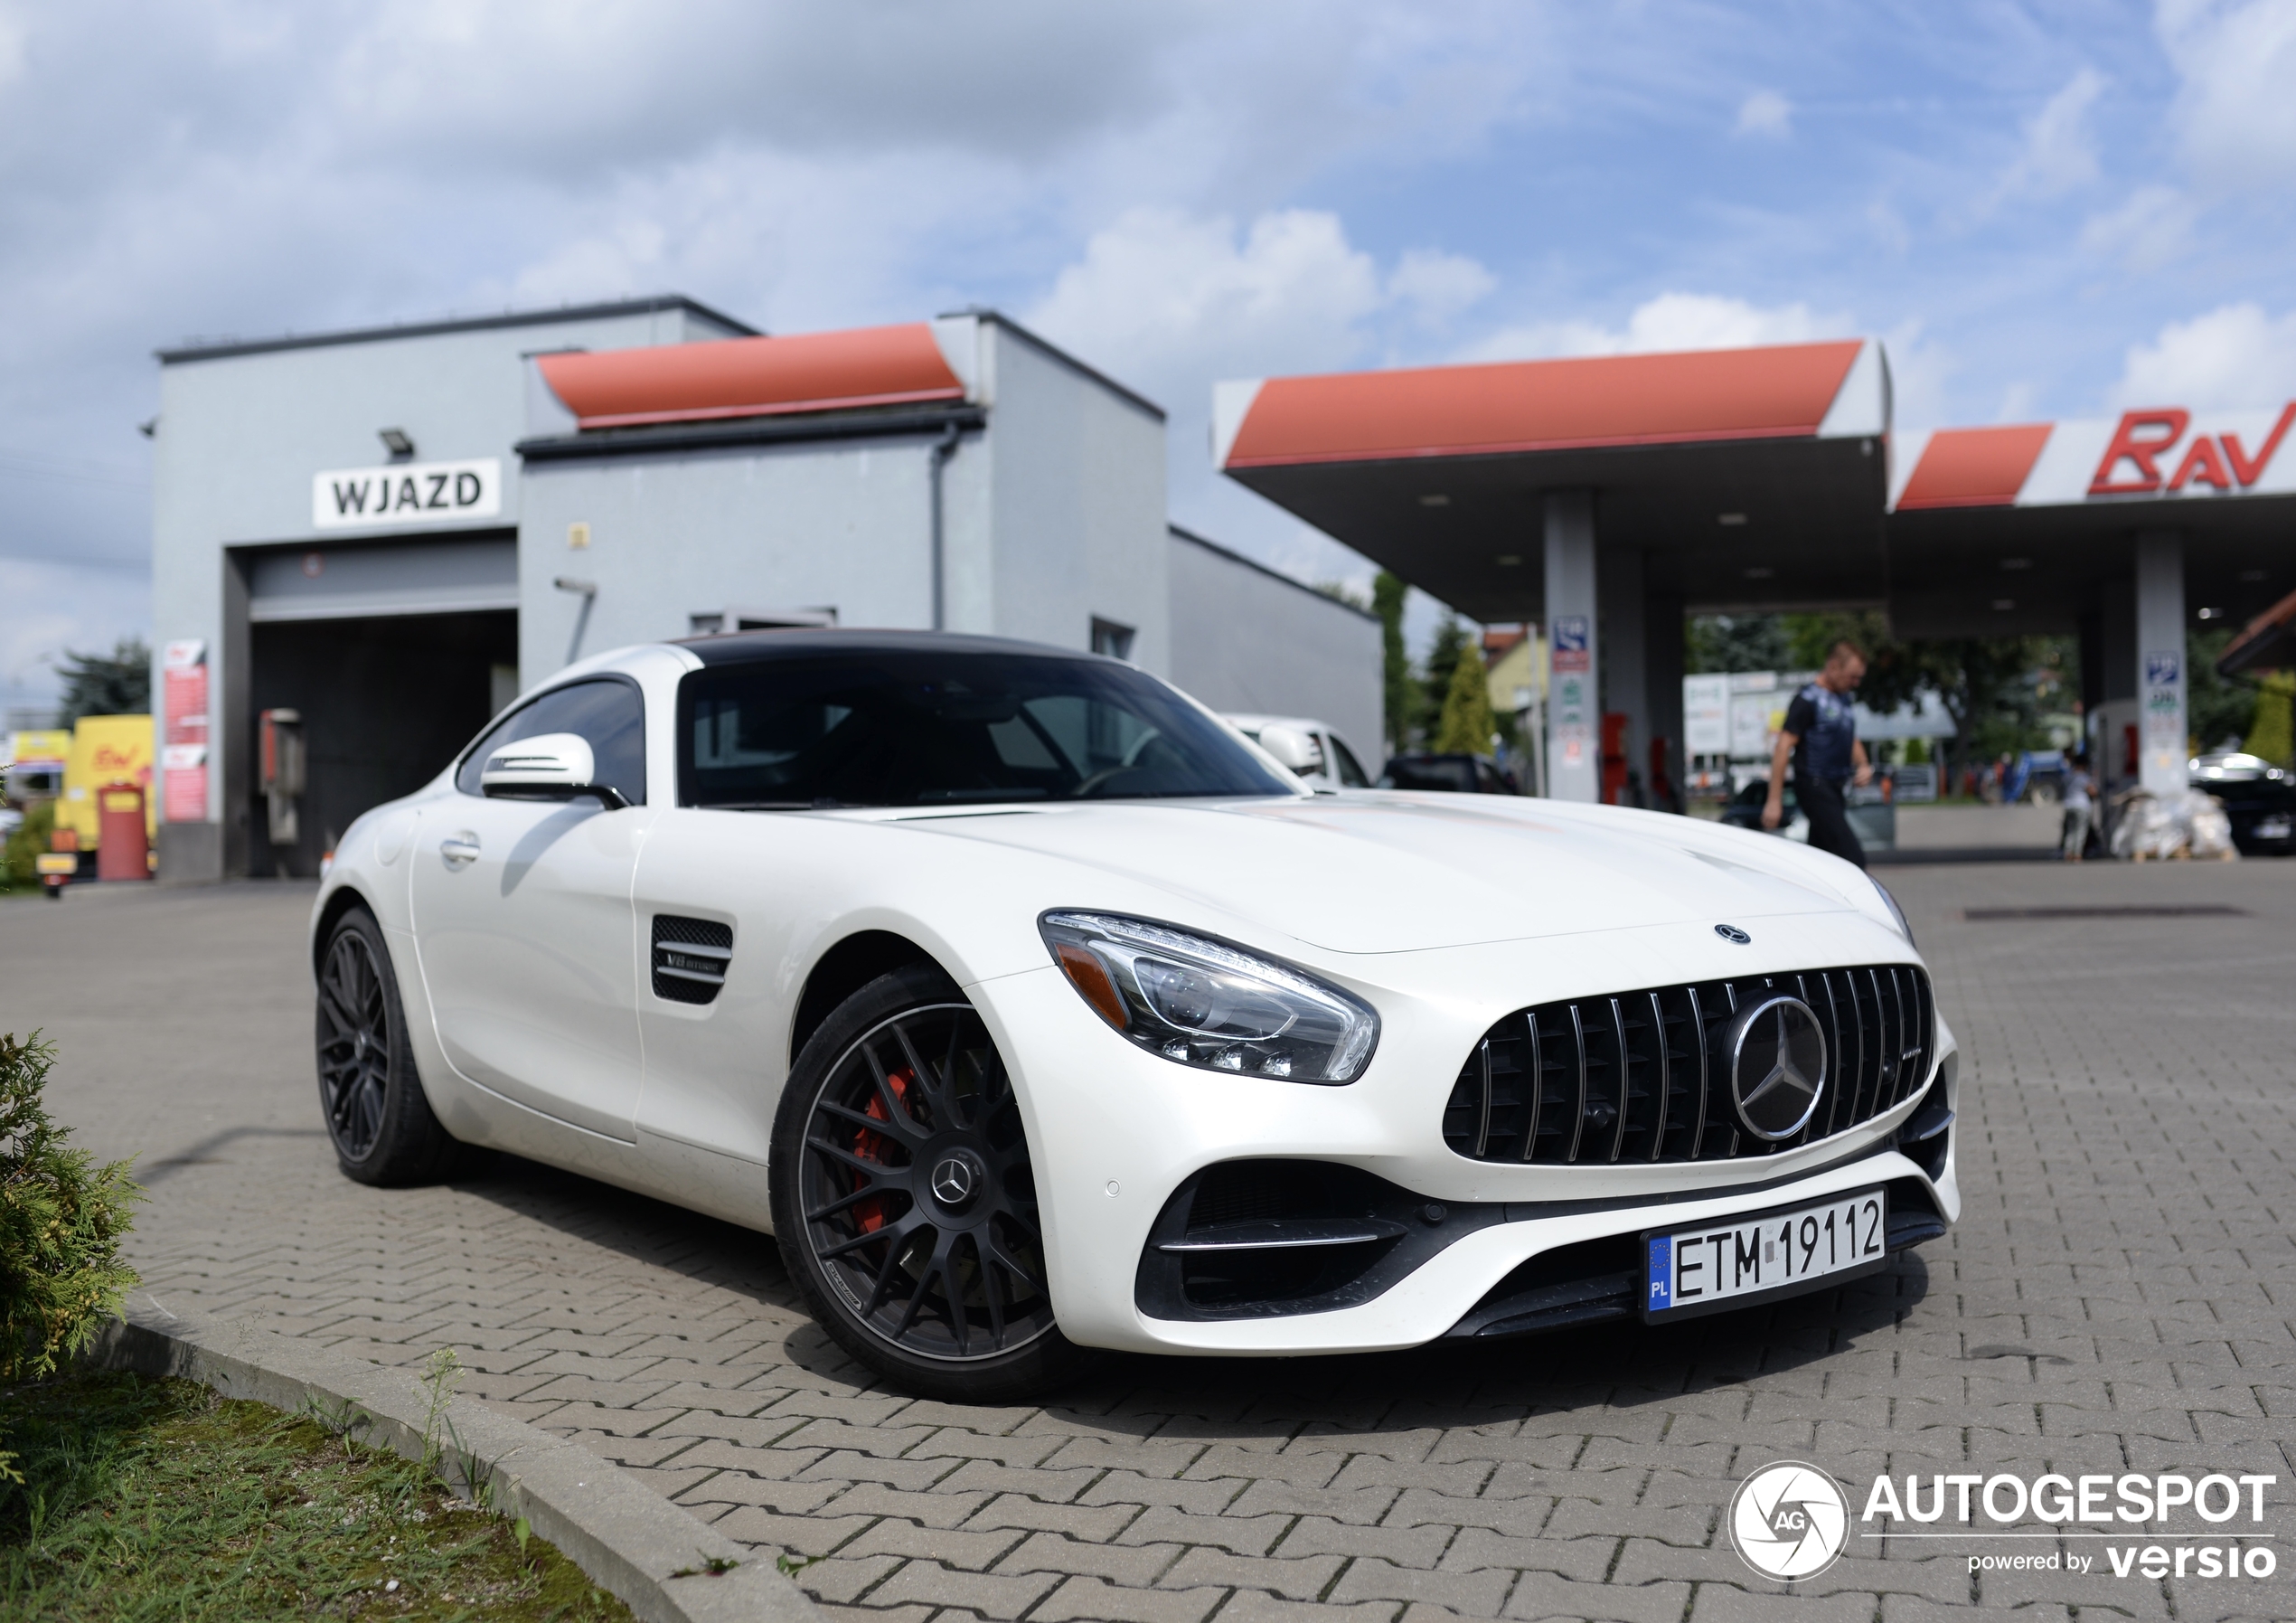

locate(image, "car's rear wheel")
[[315, 905, 472, 1186], [771, 965, 1083, 1401]]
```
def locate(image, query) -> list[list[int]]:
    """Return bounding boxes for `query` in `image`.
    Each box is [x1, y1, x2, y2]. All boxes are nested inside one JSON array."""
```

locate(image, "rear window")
[[678, 652, 1296, 809]]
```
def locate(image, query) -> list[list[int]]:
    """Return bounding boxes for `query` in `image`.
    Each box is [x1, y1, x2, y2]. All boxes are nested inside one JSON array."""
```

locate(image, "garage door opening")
[[246, 609, 517, 877]]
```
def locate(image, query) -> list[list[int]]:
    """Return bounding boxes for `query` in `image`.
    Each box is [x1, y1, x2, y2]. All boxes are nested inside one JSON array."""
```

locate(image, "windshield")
[[677, 652, 1297, 809]]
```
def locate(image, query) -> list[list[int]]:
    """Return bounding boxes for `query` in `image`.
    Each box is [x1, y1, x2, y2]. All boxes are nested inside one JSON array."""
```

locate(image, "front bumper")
[[968, 911, 1960, 1357]]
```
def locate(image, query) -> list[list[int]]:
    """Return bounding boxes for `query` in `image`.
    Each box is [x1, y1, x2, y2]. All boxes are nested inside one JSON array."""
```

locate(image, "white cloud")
[[2110, 302, 2296, 410], [1387, 249, 1496, 327], [1735, 90, 1792, 137], [1457, 291, 1855, 364], [2079, 183, 2200, 269], [1990, 67, 2108, 203], [2158, 0, 2296, 193], [1028, 208, 1387, 400]]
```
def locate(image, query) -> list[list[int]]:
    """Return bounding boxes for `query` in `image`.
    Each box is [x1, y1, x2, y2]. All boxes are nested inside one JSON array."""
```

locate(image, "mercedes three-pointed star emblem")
[[1724, 995, 1829, 1141]]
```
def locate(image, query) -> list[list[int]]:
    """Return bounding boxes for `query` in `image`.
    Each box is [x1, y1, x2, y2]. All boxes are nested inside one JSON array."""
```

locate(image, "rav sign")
[[2089, 405, 2296, 496]]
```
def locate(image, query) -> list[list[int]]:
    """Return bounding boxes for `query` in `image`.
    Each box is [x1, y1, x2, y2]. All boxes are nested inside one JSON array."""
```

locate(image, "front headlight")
[[1871, 875, 1914, 945], [1038, 911, 1379, 1084]]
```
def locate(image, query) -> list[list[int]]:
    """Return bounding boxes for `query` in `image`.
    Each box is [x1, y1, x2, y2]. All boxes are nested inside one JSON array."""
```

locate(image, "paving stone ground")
[[5, 856, 2294, 1622]]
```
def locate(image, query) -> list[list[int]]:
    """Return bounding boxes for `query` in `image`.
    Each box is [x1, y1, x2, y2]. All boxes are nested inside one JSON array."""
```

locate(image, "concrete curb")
[[87, 1302, 819, 1623]]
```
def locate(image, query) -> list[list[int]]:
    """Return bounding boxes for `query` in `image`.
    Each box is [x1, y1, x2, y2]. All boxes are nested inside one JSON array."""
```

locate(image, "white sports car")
[[310, 630, 1957, 1401]]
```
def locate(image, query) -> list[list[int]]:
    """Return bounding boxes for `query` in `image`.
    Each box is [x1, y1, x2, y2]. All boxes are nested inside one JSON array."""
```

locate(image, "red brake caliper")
[[851, 1067, 915, 1234]]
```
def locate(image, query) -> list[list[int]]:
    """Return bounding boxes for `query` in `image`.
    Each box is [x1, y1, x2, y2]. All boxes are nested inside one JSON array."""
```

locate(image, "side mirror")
[[481, 732, 628, 809], [1255, 724, 1320, 774]]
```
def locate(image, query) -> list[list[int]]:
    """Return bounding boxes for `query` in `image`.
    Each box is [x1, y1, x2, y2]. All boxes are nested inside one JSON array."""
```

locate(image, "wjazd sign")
[[312, 458, 502, 531]]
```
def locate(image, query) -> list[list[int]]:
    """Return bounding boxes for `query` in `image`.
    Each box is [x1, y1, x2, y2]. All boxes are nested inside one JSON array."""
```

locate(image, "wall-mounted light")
[[378, 427, 416, 460], [2197, 607, 2225, 620]]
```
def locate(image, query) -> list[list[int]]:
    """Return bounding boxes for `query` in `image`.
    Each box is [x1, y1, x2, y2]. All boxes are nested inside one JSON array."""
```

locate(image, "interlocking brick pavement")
[[6, 856, 2295, 1621]]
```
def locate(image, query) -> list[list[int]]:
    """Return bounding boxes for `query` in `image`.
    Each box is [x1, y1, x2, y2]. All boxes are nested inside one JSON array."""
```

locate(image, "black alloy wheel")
[[314, 906, 471, 1186], [317, 925, 391, 1159], [773, 966, 1080, 1400]]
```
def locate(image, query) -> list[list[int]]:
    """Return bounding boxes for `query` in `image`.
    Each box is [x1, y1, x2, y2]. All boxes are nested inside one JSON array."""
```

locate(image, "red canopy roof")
[[1894, 424, 2054, 511], [536, 323, 964, 429], [1222, 341, 1866, 467]]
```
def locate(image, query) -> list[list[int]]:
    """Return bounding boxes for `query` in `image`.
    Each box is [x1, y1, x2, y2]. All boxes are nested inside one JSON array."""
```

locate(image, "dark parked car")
[[1719, 777, 1896, 852], [2190, 752, 2296, 855], [1379, 752, 1519, 794]]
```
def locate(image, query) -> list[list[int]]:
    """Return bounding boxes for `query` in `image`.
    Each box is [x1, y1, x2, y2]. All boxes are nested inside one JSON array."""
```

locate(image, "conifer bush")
[[0, 1033, 141, 1382]]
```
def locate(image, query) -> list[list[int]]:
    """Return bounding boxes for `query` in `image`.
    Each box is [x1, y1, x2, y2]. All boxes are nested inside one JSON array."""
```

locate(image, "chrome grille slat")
[[1442, 962, 1933, 1167], [1644, 991, 1670, 1163]]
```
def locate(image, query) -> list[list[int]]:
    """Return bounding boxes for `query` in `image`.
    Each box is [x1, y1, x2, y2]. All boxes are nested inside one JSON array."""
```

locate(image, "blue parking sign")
[[2145, 650, 2180, 686]]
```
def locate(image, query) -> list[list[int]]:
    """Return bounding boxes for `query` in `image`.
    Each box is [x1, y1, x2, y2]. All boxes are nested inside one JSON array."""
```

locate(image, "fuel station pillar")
[[2135, 531, 2188, 797], [1543, 491, 1599, 802]]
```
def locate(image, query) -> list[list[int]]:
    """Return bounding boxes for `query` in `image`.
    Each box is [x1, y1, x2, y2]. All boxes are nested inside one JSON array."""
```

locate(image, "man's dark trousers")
[[1796, 775, 1866, 868]]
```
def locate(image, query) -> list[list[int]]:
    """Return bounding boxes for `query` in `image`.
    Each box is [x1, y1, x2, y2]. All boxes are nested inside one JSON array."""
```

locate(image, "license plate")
[[2256, 816, 2291, 841], [1642, 1186, 1888, 1322]]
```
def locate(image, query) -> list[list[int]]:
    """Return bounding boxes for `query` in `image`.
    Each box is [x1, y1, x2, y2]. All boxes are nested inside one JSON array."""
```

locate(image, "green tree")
[[2247, 672, 2294, 766], [1, 803, 55, 894], [2187, 627, 2257, 754], [1686, 614, 1789, 674], [54, 637, 150, 725], [1372, 572, 1409, 752], [1434, 637, 1495, 754], [1782, 610, 1891, 672], [1419, 618, 1473, 745], [0, 1033, 142, 1382]]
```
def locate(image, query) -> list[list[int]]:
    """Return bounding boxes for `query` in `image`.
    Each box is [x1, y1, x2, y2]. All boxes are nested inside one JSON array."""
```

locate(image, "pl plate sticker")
[[1730, 1460, 1849, 1581]]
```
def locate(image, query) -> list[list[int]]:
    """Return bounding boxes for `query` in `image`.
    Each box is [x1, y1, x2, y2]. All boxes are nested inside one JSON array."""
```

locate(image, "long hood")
[[905, 793, 1875, 954]]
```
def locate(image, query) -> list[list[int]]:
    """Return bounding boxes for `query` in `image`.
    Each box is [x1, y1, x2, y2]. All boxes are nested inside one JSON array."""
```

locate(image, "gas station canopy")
[[1215, 340, 2296, 802], [1215, 340, 1889, 624]]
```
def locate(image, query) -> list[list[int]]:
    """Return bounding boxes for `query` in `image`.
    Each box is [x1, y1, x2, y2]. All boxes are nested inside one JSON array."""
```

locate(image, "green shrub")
[[0, 1033, 141, 1382], [1, 803, 55, 894]]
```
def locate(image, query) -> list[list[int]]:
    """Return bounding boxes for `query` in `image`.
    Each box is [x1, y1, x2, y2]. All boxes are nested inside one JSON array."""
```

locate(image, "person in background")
[[2061, 750, 2094, 863], [1762, 639, 1874, 867]]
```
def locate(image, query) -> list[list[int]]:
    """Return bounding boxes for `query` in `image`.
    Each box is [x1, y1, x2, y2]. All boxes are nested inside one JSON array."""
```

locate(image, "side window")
[[455, 678, 647, 805], [1329, 735, 1372, 788]]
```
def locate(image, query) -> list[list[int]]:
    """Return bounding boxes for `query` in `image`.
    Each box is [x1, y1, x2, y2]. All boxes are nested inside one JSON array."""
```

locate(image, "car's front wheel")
[[770, 965, 1083, 1401], [315, 904, 473, 1186]]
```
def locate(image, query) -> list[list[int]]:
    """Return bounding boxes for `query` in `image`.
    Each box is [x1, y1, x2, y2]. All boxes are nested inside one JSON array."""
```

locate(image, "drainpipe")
[[927, 422, 963, 632], [554, 576, 598, 666]]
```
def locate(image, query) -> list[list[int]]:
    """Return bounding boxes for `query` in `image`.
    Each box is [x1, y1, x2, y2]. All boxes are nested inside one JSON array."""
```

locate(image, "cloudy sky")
[[4, 0, 2294, 710]]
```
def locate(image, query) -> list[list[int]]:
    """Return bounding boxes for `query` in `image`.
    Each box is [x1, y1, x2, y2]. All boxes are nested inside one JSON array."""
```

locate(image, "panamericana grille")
[[651, 915, 733, 1005], [1442, 964, 1934, 1165]]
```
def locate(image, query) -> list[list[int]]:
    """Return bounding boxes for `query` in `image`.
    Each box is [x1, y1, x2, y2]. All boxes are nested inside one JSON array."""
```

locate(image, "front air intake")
[[1441, 964, 1933, 1166]]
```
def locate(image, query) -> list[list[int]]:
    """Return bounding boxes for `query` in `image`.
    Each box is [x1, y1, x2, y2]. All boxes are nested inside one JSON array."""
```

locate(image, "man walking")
[[1762, 639, 1874, 867]]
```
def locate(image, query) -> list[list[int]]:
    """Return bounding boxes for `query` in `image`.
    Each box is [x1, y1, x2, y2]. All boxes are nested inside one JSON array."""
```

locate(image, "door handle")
[[439, 833, 481, 869]]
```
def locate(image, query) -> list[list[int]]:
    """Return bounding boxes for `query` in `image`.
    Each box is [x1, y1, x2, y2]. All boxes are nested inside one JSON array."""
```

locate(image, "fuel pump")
[[259, 707, 305, 849]]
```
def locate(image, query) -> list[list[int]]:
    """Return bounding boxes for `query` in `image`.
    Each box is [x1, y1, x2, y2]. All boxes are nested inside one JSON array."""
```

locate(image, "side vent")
[[652, 915, 732, 1005]]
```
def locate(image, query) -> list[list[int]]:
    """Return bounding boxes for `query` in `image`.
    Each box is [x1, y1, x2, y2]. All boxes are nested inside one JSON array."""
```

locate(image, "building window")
[[1090, 618, 1135, 661]]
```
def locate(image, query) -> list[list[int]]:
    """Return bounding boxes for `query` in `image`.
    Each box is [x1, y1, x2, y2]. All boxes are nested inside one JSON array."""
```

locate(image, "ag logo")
[[1728, 1460, 1849, 1581]]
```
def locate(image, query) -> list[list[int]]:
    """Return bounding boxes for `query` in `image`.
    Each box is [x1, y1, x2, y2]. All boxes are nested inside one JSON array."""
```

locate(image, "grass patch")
[[0, 1367, 634, 1620]]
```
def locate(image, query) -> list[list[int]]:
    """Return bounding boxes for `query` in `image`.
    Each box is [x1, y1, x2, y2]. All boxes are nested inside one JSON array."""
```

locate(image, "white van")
[[1223, 713, 1376, 791]]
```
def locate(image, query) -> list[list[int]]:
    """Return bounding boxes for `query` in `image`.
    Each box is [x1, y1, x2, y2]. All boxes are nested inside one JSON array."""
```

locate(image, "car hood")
[[902, 793, 1874, 954]]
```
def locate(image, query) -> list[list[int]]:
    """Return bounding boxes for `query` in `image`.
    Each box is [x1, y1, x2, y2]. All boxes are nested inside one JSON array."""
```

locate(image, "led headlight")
[[1039, 911, 1379, 1084]]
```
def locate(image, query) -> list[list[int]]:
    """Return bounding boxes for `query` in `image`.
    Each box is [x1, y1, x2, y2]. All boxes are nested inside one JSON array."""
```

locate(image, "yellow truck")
[[55, 714, 155, 852]]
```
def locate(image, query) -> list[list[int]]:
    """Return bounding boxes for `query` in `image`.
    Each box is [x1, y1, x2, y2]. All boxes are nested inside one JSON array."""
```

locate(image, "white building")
[[149, 298, 1379, 881]]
